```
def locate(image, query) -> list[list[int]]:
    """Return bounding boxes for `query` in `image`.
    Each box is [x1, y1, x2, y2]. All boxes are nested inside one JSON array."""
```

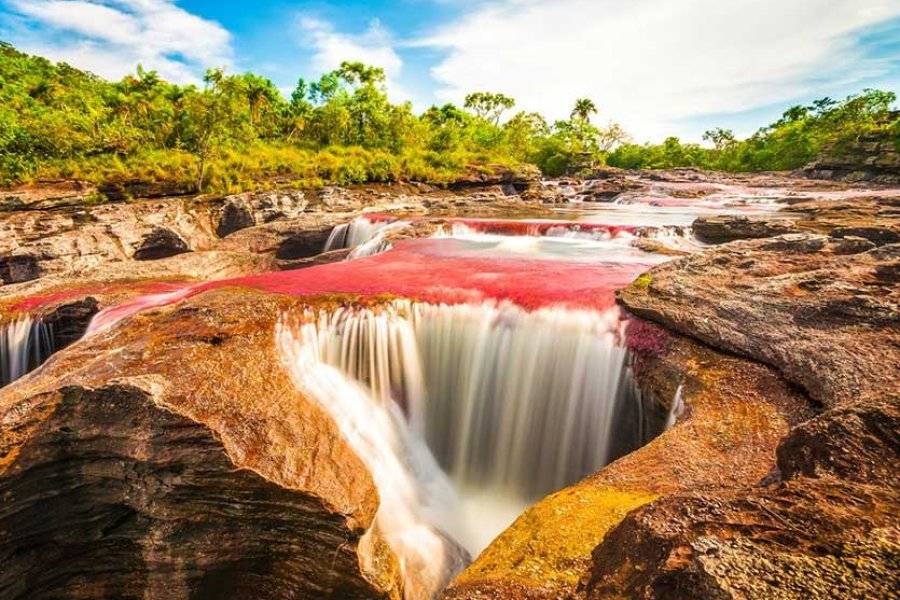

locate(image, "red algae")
[[8, 281, 192, 313], [90, 238, 657, 331]]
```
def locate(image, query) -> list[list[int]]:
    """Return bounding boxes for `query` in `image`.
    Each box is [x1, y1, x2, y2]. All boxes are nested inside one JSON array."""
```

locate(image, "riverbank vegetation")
[[1, 42, 896, 193]]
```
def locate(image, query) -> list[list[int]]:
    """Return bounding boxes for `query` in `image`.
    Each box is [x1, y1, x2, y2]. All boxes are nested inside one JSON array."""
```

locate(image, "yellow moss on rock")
[[455, 486, 657, 588]]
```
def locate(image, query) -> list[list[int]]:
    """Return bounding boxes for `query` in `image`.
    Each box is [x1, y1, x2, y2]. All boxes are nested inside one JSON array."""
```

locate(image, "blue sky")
[[2, 0, 899, 142]]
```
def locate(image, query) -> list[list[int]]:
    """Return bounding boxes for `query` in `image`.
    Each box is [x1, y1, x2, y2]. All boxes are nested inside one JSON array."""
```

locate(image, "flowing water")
[[0, 316, 54, 387], [323, 216, 410, 258], [276, 300, 660, 558]]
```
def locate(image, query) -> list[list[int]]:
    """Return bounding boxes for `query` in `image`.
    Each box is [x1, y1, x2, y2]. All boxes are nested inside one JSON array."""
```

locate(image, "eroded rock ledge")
[[599, 233, 900, 599], [0, 290, 429, 599]]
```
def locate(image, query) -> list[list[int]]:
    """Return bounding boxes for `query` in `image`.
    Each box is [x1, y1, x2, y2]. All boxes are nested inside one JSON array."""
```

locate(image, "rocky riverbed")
[[1, 168, 898, 599]]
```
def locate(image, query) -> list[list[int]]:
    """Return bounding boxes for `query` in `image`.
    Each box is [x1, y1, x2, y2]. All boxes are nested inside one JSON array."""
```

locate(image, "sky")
[[1, 0, 899, 142]]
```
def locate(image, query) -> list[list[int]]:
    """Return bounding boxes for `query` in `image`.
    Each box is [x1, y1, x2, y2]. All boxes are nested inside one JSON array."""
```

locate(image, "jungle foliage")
[[1, 42, 896, 192]]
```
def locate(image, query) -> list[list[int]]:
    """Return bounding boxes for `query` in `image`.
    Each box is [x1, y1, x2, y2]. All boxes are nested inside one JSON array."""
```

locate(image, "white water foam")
[[276, 301, 659, 559]]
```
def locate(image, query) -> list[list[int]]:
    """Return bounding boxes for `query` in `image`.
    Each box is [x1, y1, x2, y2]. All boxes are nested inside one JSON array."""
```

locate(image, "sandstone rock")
[[133, 227, 191, 260], [831, 225, 900, 245], [777, 397, 900, 486], [0, 289, 451, 599], [97, 179, 195, 202], [607, 232, 900, 599], [799, 131, 900, 185], [582, 477, 898, 600], [618, 235, 900, 407], [445, 164, 541, 191], [0, 180, 97, 211], [39, 297, 100, 349], [275, 227, 335, 260], [216, 197, 256, 237], [693, 215, 799, 244]]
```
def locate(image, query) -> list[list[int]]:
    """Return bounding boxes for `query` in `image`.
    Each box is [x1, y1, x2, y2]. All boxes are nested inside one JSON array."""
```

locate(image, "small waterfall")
[[1, 316, 54, 387], [324, 217, 408, 257], [636, 225, 705, 252], [277, 300, 657, 554]]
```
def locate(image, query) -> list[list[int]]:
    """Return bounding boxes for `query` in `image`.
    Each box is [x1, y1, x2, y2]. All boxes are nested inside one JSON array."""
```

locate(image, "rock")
[[39, 297, 100, 349], [216, 197, 256, 237], [0, 180, 97, 211], [832, 236, 876, 255], [220, 190, 309, 227], [275, 227, 335, 260], [607, 231, 900, 599], [693, 215, 799, 244], [799, 130, 900, 185], [0, 255, 41, 284], [582, 476, 898, 600], [133, 227, 191, 260], [97, 179, 195, 202], [445, 164, 541, 191], [777, 397, 900, 485], [617, 235, 900, 408], [0, 289, 453, 598], [831, 225, 900, 246]]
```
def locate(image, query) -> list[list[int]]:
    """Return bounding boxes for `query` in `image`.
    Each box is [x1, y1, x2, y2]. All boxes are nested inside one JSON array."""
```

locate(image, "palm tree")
[[571, 98, 598, 123]]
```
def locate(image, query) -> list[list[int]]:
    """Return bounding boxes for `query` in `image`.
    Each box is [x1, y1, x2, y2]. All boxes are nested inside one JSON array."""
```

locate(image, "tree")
[[596, 122, 628, 152], [180, 68, 248, 192], [571, 98, 598, 123], [464, 92, 515, 124], [336, 61, 386, 88], [242, 73, 279, 126], [702, 127, 736, 150]]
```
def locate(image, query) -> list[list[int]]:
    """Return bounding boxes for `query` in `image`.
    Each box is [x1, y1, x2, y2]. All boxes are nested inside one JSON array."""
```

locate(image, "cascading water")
[[0, 316, 54, 387], [277, 300, 667, 557], [277, 314, 468, 600], [324, 216, 409, 258]]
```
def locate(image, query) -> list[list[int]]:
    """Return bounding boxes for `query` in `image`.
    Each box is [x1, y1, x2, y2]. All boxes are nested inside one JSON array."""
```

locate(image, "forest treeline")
[[1, 42, 897, 193]]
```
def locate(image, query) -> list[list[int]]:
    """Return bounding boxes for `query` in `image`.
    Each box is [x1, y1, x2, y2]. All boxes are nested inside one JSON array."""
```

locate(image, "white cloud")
[[416, 0, 900, 141], [4, 0, 232, 83], [297, 16, 411, 102]]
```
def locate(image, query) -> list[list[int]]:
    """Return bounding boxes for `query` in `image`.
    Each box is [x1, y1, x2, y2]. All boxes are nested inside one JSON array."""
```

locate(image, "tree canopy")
[[1, 42, 896, 193]]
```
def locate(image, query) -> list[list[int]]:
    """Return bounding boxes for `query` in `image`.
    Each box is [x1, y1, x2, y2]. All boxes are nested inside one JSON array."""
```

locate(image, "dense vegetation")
[[607, 90, 899, 171], [1, 42, 896, 193]]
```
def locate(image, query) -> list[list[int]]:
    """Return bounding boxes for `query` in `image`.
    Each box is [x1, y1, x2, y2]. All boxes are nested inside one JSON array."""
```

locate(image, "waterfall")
[[1, 316, 54, 387], [277, 315, 468, 600], [324, 217, 408, 256], [277, 300, 653, 554]]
